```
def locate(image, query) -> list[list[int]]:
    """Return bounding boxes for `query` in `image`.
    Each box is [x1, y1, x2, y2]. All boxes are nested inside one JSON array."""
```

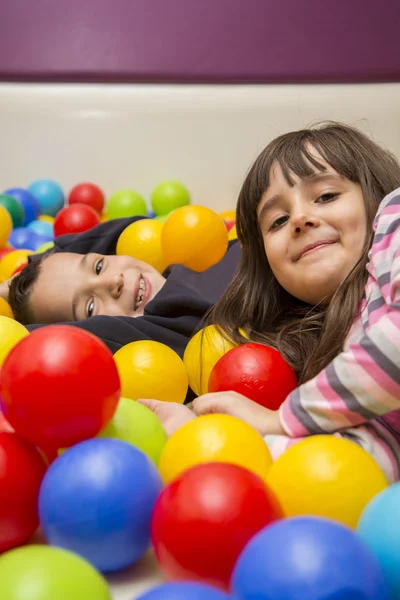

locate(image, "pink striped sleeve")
[[280, 190, 400, 438]]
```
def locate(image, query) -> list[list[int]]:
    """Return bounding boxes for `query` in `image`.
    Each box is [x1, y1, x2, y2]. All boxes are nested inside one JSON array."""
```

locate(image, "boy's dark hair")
[[8, 249, 56, 325]]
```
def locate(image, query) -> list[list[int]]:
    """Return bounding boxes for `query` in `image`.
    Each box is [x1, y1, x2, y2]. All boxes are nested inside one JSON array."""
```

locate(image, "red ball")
[[1, 325, 120, 449], [208, 343, 297, 411], [151, 462, 284, 590], [68, 182, 105, 214], [0, 247, 13, 260], [0, 432, 47, 551], [54, 203, 100, 236]]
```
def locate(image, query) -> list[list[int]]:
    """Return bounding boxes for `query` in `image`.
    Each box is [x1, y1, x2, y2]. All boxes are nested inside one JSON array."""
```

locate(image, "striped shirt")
[[269, 188, 400, 483]]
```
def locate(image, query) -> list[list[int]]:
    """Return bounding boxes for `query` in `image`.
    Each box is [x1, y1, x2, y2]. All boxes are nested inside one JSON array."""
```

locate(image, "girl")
[[140, 122, 400, 483]]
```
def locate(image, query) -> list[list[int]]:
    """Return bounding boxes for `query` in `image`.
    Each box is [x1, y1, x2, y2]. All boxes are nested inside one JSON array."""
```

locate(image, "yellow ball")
[[0, 250, 33, 282], [183, 324, 235, 396], [219, 209, 236, 222], [161, 205, 229, 272], [38, 215, 55, 225], [100, 212, 108, 223], [0, 298, 14, 319], [0, 316, 29, 366], [114, 340, 188, 404], [267, 435, 388, 529], [0, 206, 12, 248], [159, 413, 273, 484], [228, 224, 238, 240], [116, 219, 167, 273]]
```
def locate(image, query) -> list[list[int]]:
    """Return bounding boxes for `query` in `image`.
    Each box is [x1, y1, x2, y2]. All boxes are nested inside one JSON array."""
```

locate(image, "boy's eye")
[[269, 215, 288, 231], [95, 258, 104, 275], [86, 299, 94, 318]]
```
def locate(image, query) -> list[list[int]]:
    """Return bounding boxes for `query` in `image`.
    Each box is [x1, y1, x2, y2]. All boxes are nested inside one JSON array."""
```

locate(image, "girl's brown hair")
[[208, 122, 400, 383]]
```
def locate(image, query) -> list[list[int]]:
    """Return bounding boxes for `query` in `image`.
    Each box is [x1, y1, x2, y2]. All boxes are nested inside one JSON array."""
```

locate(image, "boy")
[[7, 216, 241, 360]]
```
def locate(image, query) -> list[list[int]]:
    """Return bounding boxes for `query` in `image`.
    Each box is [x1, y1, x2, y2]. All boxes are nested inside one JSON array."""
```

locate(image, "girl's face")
[[257, 153, 367, 304]]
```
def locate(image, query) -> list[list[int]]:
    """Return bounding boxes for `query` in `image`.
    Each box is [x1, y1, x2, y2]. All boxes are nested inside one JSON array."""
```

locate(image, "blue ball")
[[4, 187, 40, 225], [28, 233, 54, 251], [27, 219, 54, 238], [137, 582, 231, 600], [39, 438, 163, 573], [9, 227, 38, 250], [232, 517, 390, 600], [358, 483, 400, 599], [147, 210, 157, 219], [28, 179, 64, 217]]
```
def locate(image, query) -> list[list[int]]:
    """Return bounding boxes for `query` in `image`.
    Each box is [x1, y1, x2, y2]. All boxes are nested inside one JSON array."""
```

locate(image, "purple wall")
[[1, 0, 399, 83]]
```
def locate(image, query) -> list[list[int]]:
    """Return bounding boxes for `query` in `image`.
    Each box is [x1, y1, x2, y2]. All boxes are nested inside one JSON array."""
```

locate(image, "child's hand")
[[137, 399, 196, 436], [192, 391, 286, 436]]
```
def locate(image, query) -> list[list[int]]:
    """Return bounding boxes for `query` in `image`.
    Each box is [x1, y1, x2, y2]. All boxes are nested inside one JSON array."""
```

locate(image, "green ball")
[[35, 241, 55, 254], [0, 545, 111, 600], [106, 189, 147, 219], [99, 397, 167, 465], [154, 209, 177, 223], [151, 181, 191, 216], [0, 194, 24, 228]]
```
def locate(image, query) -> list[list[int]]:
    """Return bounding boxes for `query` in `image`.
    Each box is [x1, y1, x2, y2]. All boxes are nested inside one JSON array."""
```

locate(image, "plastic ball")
[[27, 219, 54, 238], [35, 240, 55, 254], [100, 212, 108, 222], [159, 414, 273, 484], [137, 582, 231, 600], [0, 411, 14, 433], [208, 343, 297, 410], [0, 298, 14, 319], [267, 435, 388, 529], [9, 227, 38, 250], [0, 205, 12, 247], [39, 438, 163, 572], [107, 189, 147, 219], [219, 210, 236, 233], [228, 224, 237, 240], [0, 249, 32, 281], [1, 325, 120, 449], [0, 545, 111, 599], [151, 181, 191, 216], [0, 432, 47, 551], [28, 233, 54, 251], [114, 340, 188, 404], [152, 463, 283, 589], [116, 219, 167, 272], [98, 397, 167, 465], [4, 187, 40, 226], [232, 516, 390, 600], [69, 182, 105, 214], [54, 203, 100, 236], [0, 247, 13, 260], [183, 325, 236, 396], [147, 209, 157, 218], [358, 483, 400, 598], [162, 205, 228, 272], [0, 316, 29, 366], [28, 179, 65, 217], [0, 194, 24, 228], [38, 214, 55, 224]]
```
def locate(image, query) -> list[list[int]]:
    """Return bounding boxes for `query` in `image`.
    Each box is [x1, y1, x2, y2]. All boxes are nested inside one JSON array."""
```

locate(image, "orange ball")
[[161, 206, 228, 272]]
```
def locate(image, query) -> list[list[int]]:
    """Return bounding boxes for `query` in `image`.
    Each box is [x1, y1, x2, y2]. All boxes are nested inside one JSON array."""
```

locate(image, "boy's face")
[[29, 252, 166, 323]]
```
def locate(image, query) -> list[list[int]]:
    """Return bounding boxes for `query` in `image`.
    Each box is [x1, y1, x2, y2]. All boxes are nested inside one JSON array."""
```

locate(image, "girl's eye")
[[269, 215, 288, 231], [86, 299, 94, 319], [95, 258, 104, 275], [318, 192, 339, 203]]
